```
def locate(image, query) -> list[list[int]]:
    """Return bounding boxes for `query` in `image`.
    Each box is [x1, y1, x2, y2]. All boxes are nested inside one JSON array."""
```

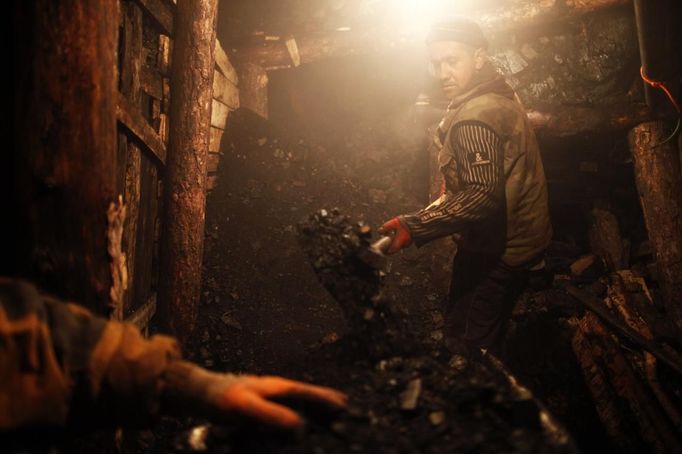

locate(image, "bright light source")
[[394, 0, 476, 39]]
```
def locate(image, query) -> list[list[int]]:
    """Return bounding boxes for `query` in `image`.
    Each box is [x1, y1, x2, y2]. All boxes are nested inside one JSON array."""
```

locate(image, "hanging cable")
[[640, 66, 681, 145]]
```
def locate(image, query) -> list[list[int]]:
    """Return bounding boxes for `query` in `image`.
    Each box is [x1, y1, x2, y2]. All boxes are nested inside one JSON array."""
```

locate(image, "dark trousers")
[[443, 249, 531, 356]]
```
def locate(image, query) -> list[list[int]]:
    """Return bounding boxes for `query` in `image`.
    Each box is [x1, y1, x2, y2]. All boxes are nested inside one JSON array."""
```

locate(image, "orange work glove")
[[163, 361, 347, 430], [378, 216, 413, 254]]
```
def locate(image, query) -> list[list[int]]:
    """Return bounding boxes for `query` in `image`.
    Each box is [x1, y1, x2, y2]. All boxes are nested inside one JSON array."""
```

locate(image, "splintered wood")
[[570, 272, 682, 453]]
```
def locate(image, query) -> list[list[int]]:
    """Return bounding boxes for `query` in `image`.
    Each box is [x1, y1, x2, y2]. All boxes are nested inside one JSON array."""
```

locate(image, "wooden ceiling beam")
[[228, 0, 628, 68]]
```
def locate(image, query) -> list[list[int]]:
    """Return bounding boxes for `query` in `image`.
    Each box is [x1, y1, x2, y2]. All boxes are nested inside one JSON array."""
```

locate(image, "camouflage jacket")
[[0, 277, 181, 429]]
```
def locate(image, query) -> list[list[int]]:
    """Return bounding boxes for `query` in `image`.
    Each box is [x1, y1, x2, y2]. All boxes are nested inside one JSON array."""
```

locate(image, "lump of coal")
[[298, 208, 406, 358], [298, 208, 382, 316]]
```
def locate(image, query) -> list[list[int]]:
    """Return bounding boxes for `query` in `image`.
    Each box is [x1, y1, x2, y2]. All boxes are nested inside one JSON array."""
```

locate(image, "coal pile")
[[297, 208, 383, 321], [174, 337, 575, 454], [297, 208, 411, 359], [171, 314, 578, 454], [170, 210, 577, 454]]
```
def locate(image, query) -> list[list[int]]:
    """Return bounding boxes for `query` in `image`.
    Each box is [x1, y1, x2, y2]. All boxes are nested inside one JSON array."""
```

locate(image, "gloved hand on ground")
[[378, 216, 413, 254], [164, 361, 347, 430]]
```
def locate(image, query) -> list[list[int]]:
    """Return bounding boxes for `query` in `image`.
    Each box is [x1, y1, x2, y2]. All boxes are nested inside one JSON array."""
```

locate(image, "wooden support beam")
[[527, 104, 652, 138], [229, 0, 627, 68], [158, 0, 218, 343], [116, 91, 167, 164], [126, 293, 157, 330], [135, 0, 173, 35], [120, 1, 143, 103], [209, 126, 224, 153], [570, 311, 682, 452], [210, 99, 230, 129], [121, 136, 142, 317], [12, 0, 118, 314], [212, 70, 239, 109], [215, 39, 238, 84], [588, 204, 626, 271], [140, 64, 163, 100], [564, 283, 682, 376], [237, 62, 269, 118], [628, 121, 682, 331], [425, 103, 651, 138]]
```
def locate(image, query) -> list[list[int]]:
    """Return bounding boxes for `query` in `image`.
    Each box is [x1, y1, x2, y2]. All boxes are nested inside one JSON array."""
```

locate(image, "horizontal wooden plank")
[[212, 70, 239, 109], [211, 99, 230, 130], [126, 293, 157, 330], [215, 39, 238, 85], [140, 64, 163, 99], [135, 0, 173, 35], [207, 152, 221, 173], [117, 91, 167, 164], [209, 126, 224, 153]]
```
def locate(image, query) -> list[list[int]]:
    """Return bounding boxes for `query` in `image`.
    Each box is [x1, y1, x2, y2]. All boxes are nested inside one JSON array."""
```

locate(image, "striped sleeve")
[[402, 121, 505, 246]]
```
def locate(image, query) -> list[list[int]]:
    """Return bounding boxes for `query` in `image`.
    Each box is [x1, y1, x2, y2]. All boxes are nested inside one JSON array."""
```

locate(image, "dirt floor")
[[130, 102, 584, 453], [129, 58, 672, 452]]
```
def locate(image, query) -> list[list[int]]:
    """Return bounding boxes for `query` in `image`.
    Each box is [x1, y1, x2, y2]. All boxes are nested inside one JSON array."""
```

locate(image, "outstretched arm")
[[0, 278, 346, 430]]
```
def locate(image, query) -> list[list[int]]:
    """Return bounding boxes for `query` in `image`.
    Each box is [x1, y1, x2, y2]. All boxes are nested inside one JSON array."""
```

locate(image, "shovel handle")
[[371, 236, 393, 255]]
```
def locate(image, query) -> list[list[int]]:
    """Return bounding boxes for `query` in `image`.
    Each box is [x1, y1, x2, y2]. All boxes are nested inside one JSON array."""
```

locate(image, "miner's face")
[[428, 41, 486, 100]]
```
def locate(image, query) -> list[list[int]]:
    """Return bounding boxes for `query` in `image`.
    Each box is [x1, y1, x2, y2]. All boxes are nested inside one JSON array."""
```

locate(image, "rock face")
[[488, 7, 640, 108]]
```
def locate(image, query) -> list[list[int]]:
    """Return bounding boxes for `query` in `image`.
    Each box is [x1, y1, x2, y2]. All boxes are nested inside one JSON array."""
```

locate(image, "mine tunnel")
[[4, 0, 682, 452]]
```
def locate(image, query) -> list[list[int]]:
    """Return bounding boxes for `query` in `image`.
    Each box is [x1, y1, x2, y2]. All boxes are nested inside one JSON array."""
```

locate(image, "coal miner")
[[380, 18, 552, 356], [0, 277, 346, 434]]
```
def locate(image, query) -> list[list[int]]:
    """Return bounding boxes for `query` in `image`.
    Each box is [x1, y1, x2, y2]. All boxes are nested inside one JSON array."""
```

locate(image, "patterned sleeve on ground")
[[0, 277, 181, 429], [401, 121, 505, 246]]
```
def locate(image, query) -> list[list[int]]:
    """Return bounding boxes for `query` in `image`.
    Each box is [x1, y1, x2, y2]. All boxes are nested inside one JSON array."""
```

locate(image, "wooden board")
[[209, 126, 224, 153], [12, 0, 119, 313], [212, 69, 239, 109], [122, 140, 142, 315], [215, 39, 238, 84], [126, 293, 157, 330], [120, 2, 143, 102], [117, 91, 167, 163], [211, 98, 230, 130], [126, 156, 159, 317], [140, 64, 163, 100], [135, 0, 173, 35]]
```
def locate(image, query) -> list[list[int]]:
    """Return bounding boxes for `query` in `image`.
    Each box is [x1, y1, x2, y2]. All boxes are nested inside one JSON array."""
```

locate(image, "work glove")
[[163, 361, 347, 430], [378, 216, 413, 254]]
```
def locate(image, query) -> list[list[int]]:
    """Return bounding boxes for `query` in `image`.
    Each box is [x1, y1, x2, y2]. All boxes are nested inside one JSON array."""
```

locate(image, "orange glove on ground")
[[216, 375, 347, 429], [163, 361, 347, 430], [378, 217, 413, 254]]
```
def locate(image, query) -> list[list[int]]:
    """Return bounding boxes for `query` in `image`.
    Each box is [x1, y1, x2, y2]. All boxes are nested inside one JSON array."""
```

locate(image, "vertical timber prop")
[[12, 0, 118, 314], [630, 0, 682, 330], [159, 0, 218, 342], [628, 122, 682, 330]]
